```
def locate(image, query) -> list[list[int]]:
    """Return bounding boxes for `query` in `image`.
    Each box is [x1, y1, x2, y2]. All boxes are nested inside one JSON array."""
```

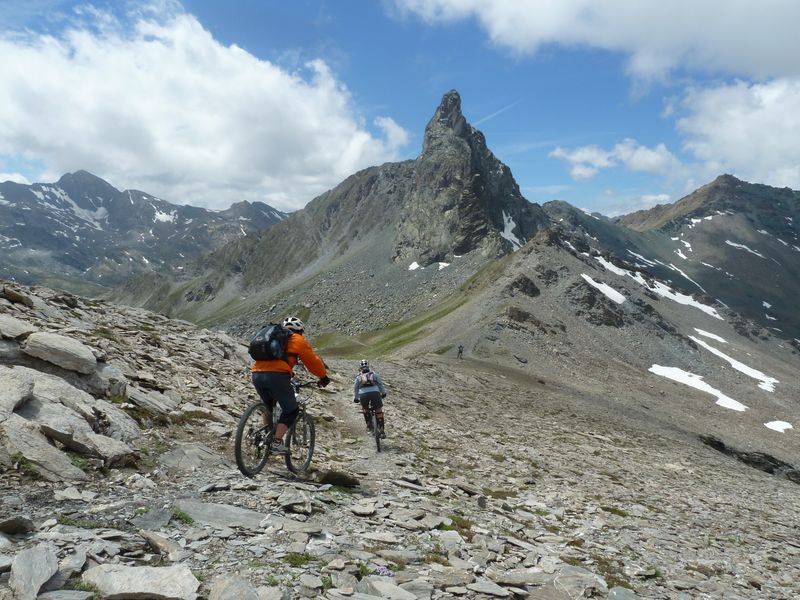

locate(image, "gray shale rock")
[[209, 574, 260, 600], [174, 499, 267, 530], [1, 413, 87, 481], [0, 313, 36, 339], [9, 542, 59, 600], [82, 563, 200, 600], [22, 332, 97, 374]]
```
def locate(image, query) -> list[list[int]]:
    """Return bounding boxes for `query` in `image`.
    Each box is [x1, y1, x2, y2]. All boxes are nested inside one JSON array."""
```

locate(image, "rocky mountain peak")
[[55, 170, 120, 204], [421, 89, 469, 154], [397, 90, 548, 265]]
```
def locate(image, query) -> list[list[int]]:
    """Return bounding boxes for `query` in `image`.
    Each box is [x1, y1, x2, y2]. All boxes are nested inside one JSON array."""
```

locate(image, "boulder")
[[0, 414, 87, 482], [30, 374, 139, 443], [173, 499, 267, 530], [9, 543, 58, 600], [128, 386, 180, 415], [22, 332, 97, 374], [0, 314, 36, 339], [0, 365, 36, 420], [1, 286, 34, 308], [82, 564, 200, 600], [209, 574, 260, 600], [159, 443, 223, 471], [0, 516, 35, 535]]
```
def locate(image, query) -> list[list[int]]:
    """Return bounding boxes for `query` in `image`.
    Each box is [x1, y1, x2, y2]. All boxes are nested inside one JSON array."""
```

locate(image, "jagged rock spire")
[[422, 90, 470, 155]]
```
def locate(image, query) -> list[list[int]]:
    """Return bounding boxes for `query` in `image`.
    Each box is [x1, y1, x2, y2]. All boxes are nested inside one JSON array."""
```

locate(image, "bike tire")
[[372, 412, 381, 452], [285, 412, 315, 474], [234, 402, 273, 477]]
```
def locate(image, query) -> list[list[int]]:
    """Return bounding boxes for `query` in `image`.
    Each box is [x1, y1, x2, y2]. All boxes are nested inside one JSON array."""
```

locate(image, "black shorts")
[[359, 390, 383, 410], [252, 371, 297, 425]]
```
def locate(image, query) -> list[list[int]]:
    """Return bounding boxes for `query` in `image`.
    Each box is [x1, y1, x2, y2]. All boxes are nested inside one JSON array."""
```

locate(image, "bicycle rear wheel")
[[285, 411, 315, 474], [371, 412, 381, 452], [234, 402, 273, 477]]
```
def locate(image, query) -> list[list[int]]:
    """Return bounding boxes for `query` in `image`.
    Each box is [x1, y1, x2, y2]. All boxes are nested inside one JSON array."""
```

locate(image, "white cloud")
[[550, 139, 680, 181], [678, 78, 800, 189], [0, 7, 410, 210], [394, 0, 800, 79], [0, 172, 30, 184], [374, 116, 411, 151]]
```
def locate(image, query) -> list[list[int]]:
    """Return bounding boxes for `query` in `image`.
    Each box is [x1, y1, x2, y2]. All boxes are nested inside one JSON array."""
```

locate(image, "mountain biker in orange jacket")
[[251, 316, 329, 453]]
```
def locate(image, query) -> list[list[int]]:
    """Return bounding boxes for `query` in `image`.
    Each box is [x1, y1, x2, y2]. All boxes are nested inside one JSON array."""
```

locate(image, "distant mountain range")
[[0, 171, 286, 294], [3, 91, 798, 347], [109, 91, 799, 346]]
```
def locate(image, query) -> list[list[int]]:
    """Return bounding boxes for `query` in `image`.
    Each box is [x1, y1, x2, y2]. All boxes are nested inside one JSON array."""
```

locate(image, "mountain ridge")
[[0, 171, 287, 294]]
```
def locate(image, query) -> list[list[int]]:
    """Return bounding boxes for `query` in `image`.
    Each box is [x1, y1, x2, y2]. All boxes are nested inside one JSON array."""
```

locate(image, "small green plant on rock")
[[356, 562, 372, 579], [11, 453, 42, 479], [283, 552, 317, 567], [171, 510, 194, 525], [58, 516, 104, 529], [93, 327, 118, 341], [600, 506, 630, 517], [67, 580, 101, 600]]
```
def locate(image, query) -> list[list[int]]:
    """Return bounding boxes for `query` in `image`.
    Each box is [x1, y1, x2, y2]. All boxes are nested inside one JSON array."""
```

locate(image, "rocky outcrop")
[[0, 280, 250, 481], [394, 90, 549, 265]]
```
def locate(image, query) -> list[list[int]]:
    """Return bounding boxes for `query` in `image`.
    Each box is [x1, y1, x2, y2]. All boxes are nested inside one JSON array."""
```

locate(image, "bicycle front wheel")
[[372, 412, 381, 453], [234, 402, 273, 477], [285, 412, 315, 474]]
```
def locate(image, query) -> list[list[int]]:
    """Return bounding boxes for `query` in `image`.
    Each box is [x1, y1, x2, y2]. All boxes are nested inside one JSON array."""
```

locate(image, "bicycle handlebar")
[[291, 380, 320, 391]]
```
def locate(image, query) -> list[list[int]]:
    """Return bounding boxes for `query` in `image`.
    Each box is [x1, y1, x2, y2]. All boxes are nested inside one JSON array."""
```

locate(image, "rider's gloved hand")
[[353, 397, 360, 404], [381, 393, 386, 398], [317, 376, 331, 388]]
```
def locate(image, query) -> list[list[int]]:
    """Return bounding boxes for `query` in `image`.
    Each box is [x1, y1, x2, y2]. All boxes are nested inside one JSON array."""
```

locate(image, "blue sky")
[[1, 1, 799, 215]]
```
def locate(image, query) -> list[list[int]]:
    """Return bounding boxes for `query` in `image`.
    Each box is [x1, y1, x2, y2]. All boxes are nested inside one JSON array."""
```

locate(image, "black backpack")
[[248, 324, 292, 361]]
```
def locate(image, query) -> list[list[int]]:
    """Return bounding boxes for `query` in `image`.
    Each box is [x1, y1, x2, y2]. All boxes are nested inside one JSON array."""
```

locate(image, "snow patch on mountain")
[[648, 365, 747, 411], [764, 421, 793, 433], [594, 256, 722, 320], [500, 211, 522, 250], [581, 274, 625, 304], [689, 336, 778, 392], [725, 240, 765, 259], [694, 328, 727, 344]]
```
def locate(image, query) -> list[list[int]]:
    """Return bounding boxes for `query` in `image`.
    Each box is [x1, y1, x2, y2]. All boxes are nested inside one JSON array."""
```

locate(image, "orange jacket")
[[251, 333, 327, 378]]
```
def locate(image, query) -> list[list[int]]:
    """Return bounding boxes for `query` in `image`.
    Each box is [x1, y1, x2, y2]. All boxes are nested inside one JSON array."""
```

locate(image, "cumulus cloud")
[[550, 139, 680, 181], [394, 0, 800, 79], [678, 78, 800, 189], [0, 172, 30, 185], [0, 6, 410, 210]]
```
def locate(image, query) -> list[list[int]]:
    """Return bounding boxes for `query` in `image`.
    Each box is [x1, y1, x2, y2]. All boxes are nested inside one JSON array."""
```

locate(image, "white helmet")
[[282, 316, 305, 333]]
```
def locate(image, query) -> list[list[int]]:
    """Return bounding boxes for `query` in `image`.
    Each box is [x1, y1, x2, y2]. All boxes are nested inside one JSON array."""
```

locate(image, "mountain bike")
[[234, 380, 317, 477]]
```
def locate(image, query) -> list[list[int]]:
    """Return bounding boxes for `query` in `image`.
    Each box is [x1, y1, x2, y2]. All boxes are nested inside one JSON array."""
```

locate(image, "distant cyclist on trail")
[[251, 316, 329, 453], [457, 344, 464, 359], [353, 359, 387, 438]]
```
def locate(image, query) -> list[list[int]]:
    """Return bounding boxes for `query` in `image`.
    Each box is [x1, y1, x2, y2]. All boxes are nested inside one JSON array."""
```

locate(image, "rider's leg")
[[360, 397, 372, 429], [375, 409, 385, 431], [251, 372, 275, 426], [256, 372, 297, 444]]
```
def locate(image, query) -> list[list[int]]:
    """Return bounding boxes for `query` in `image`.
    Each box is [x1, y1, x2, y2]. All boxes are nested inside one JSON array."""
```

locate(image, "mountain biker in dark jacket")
[[353, 359, 386, 438], [251, 316, 329, 453]]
